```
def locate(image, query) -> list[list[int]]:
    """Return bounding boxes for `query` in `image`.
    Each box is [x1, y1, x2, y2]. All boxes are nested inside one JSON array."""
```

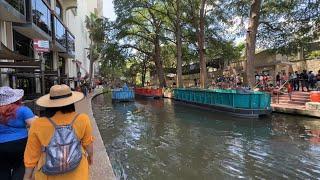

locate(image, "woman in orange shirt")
[[23, 85, 94, 180]]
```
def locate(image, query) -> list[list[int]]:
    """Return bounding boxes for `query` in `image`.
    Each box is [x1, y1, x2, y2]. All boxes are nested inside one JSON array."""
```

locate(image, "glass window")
[[59, 56, 65, 75], [54, 16, 66, 49], [67, 31, 75, 55], [5, 0, 25, 15], [13, 30, 34, 58], [55, 0, 63, 19], [44, 52, 53, 71], [32, 0, 52, 35]]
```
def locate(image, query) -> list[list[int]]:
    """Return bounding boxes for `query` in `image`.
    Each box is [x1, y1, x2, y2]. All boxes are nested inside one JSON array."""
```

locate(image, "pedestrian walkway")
[[75, 91, 115, 180], [271, 91, 320, 118]]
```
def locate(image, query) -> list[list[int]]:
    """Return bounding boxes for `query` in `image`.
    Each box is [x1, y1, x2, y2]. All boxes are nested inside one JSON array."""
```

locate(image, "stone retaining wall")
[[75, 92, 115, 180]]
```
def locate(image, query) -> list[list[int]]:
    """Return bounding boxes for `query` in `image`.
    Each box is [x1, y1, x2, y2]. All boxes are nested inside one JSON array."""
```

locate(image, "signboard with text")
[[33, 39, 50, 52]]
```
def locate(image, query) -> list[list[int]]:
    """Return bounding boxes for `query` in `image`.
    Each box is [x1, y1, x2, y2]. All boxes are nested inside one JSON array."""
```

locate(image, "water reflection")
[[92, 94, 320, 179]]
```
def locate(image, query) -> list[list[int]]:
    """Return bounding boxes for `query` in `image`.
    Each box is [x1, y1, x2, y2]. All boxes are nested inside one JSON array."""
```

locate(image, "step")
[[272, 100, 306, 105], [272, 96, 310, 100], [273, 97, 310, 102], [278, 101, 306, 105], [273, 93, 310, 97], [272, 101, 306, 106], [272, 95, 310, 100], [271, 103, 306, 109]]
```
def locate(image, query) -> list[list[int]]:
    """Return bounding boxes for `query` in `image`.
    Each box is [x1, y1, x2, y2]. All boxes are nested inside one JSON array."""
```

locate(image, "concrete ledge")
[[272, 104, 320, 118], [75, 92, 115, 180]]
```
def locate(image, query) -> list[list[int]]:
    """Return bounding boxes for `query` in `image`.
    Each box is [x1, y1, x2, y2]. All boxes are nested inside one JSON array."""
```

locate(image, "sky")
[[103, 0, 116, 20]]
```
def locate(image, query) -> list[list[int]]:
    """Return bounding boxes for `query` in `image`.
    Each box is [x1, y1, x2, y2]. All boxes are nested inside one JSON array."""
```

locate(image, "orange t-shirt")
[[287, 83, 293, 93], [24, 111, 94, 180]]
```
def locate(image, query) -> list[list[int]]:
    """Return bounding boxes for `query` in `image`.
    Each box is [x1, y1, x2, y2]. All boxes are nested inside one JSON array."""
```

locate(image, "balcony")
[[13, 0, 52, 41], [0, 0, 26, 23], [59, 30, 75, 58], [66, 30, 75, 57], [52, 14, 67, 52]]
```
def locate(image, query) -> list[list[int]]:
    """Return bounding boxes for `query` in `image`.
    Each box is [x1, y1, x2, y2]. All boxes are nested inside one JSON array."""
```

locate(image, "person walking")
[[309, 71, 316, 90], [23, 84, 94, 180], [276, 72, 281, 87], [317, 70, 320, 91], [0, 86, 36, 180], [301, 70, 309, 92], [289, 72, 295, 91], [294, 71, 299, 91], [281, 72, 288, 85], [287, 82, 293, 101]]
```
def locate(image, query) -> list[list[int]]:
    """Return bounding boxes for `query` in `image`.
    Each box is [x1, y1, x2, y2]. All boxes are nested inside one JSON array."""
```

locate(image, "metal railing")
[[5, 0, 25, 15], [276, 80, 289, 104]]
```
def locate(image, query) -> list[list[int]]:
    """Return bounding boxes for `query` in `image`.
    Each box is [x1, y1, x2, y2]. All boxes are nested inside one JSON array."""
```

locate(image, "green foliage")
[[99, 0, 320, 87], [307, 50, 320, 59], [229, 0, 320, 52]]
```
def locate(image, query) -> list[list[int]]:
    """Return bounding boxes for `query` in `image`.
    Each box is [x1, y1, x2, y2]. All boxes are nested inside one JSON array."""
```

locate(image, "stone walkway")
[[75, 93, 115, 180]]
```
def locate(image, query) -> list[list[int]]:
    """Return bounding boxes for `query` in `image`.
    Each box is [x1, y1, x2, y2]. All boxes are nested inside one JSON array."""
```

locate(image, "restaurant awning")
[[0, 42, 35, 61]]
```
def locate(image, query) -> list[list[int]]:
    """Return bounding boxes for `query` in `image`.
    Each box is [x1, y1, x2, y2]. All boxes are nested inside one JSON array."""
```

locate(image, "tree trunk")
[[141, 58, 147, 87], [246, 0, 262, 88], [154, 32, 166, 88], [198, 0, 207, 88], [175, 0, 183, 88]]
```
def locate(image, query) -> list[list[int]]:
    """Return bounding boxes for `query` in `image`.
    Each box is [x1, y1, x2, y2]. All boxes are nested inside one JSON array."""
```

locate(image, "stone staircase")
[[271, 91, 311, 108]]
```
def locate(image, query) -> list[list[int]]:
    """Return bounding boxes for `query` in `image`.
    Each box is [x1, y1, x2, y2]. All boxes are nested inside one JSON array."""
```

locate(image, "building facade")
[[0, 0, 102, 99]]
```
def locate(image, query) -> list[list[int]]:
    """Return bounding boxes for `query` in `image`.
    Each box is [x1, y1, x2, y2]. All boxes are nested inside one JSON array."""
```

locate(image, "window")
[[55, 0, 63, 19], [59, 56, 65, 75], [43, 52, 53, 71], [32, 0, 52, 35], [5, 0, 25, 15], [67, 31, 75, 55], [54, 16, 66, 48], [13, 30, 34, 58]]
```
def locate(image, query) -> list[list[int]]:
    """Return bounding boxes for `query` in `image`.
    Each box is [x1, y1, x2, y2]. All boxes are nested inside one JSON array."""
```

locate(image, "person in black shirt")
[[276, 72, 281, 87], [301, 70, 309, 92], [294, 71, 300, 91]]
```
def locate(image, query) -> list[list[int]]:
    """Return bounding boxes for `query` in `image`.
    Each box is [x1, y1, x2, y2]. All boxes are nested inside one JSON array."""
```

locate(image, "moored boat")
[[112, 85, 135, 102], [134, 87, 163, 99], [173, 88, 271, 118]]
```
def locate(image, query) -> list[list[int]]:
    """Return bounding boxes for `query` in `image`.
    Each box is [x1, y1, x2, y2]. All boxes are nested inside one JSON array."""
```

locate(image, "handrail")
[[253, 81, 260, 89], [276, 80, 289, 104]]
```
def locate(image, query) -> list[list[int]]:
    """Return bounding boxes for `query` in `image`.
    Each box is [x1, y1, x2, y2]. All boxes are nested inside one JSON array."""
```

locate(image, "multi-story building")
[[0, 0, 102, 99]]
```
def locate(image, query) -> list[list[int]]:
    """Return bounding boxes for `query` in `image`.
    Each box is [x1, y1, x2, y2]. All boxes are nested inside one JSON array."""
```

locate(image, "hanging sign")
[[33, 39, 50, 52]]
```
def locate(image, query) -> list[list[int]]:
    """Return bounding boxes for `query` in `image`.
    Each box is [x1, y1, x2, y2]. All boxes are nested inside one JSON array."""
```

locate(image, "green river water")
[[92, 94, 320, 180]]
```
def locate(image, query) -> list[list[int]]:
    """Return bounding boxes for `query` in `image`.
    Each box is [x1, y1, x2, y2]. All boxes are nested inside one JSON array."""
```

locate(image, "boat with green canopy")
[[173, 88, 271, 118]]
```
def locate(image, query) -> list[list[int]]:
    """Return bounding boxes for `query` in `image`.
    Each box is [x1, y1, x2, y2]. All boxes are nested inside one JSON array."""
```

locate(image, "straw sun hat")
[[36, 84, 84, 108], [0, 86, 24, 106]]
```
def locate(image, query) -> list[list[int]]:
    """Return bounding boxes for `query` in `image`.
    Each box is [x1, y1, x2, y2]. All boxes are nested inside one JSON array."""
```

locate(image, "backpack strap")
[[47, 117, 57, 128], [70, 113, 80, 126]]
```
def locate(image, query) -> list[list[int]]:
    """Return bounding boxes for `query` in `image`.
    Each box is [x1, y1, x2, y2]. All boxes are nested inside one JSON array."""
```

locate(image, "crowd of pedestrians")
[[0, 85, 94, 180], [254, 69, 320, 92], [211, 74, 244, 89], [274, 70, 320, 92]]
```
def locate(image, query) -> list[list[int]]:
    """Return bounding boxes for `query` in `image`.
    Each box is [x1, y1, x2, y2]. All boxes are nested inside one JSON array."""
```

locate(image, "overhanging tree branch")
[[121, 44, 152, 56]]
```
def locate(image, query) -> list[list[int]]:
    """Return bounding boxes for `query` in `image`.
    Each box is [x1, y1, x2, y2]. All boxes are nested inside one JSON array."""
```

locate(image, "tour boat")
[[112, 86, 135, 102], [134, 87, 163, 99], [173, 88, 271, 118]]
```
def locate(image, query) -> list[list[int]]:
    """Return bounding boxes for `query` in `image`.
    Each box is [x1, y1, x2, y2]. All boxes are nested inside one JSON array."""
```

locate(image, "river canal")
[[92, 94, 320, 179]]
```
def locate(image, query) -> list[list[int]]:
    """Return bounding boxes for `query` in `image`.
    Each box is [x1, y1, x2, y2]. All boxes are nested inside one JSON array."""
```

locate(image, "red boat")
[[134, 87, 163, 99]]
